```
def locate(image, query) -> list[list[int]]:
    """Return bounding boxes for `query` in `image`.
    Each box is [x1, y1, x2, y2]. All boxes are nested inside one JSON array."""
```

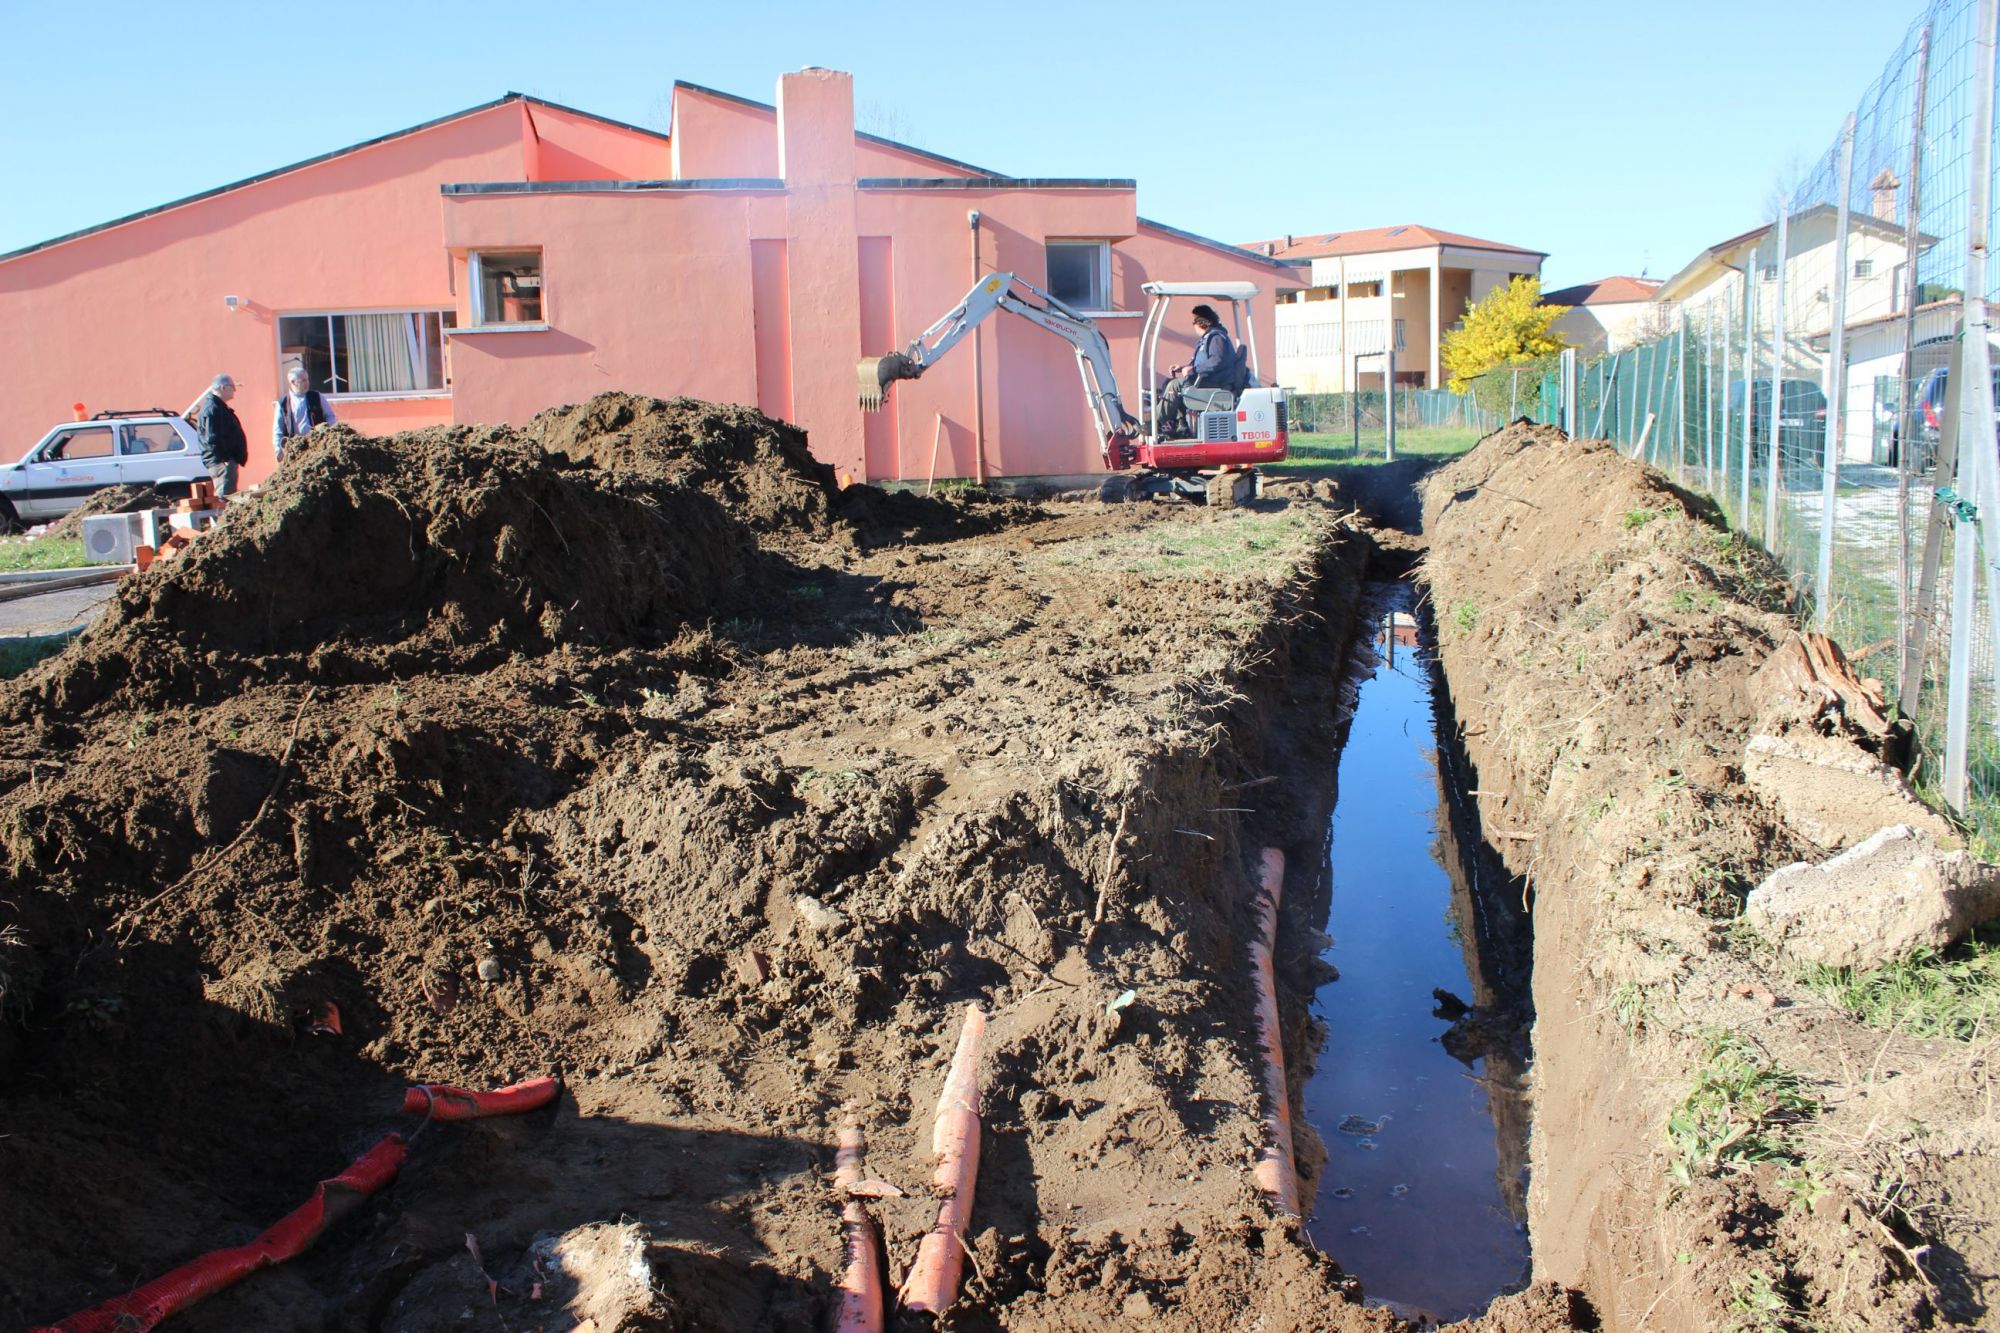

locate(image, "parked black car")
[[1727, 379, 1827, 485]]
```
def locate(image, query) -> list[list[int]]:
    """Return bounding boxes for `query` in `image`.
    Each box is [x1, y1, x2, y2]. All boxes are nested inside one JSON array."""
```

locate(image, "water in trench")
[[1302, 583, 1533, 1322]]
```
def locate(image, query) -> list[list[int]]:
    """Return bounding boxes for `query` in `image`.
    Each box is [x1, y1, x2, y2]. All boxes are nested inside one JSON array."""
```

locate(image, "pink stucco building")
[[0, 70, 1295, 487]]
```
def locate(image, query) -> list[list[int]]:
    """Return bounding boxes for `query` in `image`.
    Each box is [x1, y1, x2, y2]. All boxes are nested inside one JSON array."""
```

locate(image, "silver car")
[[0, 411, 208, 530]]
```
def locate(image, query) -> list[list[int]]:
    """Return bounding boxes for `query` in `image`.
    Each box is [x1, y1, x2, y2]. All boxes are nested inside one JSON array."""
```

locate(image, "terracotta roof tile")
[[1541, 276, 1662, 306], [1236, 224, 1547, 260]]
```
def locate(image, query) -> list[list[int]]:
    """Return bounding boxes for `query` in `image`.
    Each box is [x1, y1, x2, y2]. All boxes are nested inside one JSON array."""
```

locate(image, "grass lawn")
[[1267, 425, 1489, 473], [0, 629, 80, 679], [0, 537, 93, 573]]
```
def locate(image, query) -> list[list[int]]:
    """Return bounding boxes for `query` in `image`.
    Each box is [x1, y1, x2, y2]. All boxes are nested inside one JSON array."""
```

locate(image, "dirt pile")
[[44, 482, 166, 539], [1422, 422, 1994, 1328], [9, 401, 844, 718]]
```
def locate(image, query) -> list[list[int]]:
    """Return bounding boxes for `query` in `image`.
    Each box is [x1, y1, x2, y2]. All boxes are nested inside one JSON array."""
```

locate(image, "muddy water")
[[1302, 585, 1531, 1322]]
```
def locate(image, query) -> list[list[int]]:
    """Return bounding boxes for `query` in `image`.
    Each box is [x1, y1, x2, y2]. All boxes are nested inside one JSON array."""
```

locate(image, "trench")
[[1298, 578, 1535, 1323]]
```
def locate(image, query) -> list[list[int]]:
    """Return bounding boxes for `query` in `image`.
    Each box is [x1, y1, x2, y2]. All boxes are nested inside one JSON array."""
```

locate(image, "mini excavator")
[[858, 272, 1288, 506]]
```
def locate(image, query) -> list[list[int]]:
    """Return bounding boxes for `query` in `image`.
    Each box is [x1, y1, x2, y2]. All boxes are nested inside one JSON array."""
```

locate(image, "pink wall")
[[670, 82, 983, 183], [413, 79, 1291, 481], [0, 103, 531, 484], [670, 89, 780, 179], [525, 103, 673, 181], [3, 76, 1296, 490], [440, 189, 766, 426]]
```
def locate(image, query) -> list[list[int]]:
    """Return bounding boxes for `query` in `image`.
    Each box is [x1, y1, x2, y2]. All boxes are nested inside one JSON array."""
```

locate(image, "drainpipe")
[[969, 209, 986, 484]]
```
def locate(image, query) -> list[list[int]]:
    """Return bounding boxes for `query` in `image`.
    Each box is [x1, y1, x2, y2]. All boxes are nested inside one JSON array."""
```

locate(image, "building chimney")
[[1870, 167, 1901, 225]]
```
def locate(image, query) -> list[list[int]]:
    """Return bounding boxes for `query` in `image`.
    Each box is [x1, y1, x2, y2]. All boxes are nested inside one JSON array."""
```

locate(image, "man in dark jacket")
[[1159, 305, 1236, 438], [195, 373, 248, 496]]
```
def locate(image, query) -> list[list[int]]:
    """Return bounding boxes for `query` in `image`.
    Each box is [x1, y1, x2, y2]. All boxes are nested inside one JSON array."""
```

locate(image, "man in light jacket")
[[273, 366, 336, 463]]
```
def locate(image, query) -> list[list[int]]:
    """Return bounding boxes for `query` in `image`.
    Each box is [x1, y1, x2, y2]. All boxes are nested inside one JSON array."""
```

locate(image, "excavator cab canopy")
[[1137, 282, 1264, 440]]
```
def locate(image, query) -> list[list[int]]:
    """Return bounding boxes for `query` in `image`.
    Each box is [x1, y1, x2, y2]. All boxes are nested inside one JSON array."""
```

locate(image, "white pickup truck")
[[0, 410, 209, 530]]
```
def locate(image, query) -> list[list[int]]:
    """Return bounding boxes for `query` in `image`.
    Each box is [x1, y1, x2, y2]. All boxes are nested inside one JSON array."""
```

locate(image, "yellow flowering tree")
[[1440, 276, 1569, 393]]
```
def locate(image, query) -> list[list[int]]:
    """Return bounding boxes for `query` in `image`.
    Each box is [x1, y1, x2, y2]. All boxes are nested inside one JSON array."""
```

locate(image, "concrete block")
[[1743, 731, 1954, 852], [1745, 824, 2000, 969]]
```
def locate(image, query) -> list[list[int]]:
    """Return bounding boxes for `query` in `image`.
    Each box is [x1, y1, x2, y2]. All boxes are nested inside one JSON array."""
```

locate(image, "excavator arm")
[[858, 273, 1138, 468]]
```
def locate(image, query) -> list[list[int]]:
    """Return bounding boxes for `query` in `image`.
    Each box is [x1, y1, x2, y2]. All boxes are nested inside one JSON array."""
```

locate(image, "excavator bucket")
[[857, 352, 920, 412]]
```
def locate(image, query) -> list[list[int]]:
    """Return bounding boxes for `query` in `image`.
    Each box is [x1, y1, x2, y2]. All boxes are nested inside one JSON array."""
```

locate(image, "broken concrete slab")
[[1744, 824, 2000, 969], [1743, 731, 1955, 853]]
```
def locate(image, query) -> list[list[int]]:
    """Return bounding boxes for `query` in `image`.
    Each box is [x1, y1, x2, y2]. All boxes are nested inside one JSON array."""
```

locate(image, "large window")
[[471, 250, 545, 324], [1046, 241, 1110, 311], [277, 311, 454, 396]]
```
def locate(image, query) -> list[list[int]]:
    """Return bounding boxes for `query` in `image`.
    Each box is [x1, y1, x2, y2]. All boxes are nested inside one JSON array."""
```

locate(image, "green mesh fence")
[[1545, 0, 2000, 840]]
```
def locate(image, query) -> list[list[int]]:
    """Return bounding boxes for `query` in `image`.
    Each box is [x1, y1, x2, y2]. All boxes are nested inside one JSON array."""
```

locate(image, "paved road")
[[0, 583, 116, 638]]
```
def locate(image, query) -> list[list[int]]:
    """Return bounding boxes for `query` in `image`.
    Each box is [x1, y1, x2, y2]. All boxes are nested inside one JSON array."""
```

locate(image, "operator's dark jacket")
[[196, 392, 248, 468], [1188, 325, 1235, 388]]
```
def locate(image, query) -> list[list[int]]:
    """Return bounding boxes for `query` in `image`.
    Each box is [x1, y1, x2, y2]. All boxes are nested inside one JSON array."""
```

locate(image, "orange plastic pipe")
[[401, 1076, 560, 1121], [899, 1002, 986, 1314], [833, 1122, 885, 1333], [1250, 848, 1300, 1215], [35, 1134, 408, 1333]]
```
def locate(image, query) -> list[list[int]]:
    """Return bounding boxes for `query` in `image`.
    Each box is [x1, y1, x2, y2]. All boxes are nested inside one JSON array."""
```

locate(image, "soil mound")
[[45, 483, 166, 539], [9, 396, 913, 718], [1422, 422, 1973, 1329], [523, 392, 838, 540]]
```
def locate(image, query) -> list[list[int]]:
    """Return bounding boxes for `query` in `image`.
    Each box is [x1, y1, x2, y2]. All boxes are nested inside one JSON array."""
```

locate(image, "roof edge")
[[514, 92, 672, 145], [0, 94, 539, 265], [443, 178, 785, 195], [1138, 217, 1299, 272], [671, 79, 1007, 179], [859, 176, 1132, 191]]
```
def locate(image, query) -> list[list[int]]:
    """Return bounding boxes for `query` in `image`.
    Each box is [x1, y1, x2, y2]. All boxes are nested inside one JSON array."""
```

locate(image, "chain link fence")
[[1286, 388, 1502, 452], [1523, 0, 2000, 836]]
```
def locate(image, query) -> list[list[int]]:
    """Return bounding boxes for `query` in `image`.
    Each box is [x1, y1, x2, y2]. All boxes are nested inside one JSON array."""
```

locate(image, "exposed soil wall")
[[1422, 423, 1995, 1329], [0, 393, 1595, 1331]]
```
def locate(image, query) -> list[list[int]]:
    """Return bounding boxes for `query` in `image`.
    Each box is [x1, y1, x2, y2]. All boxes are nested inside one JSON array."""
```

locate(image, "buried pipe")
[[1250, 847, 1301, 1215], [402, 1075, 561, 1122], [833, 1121, 886, 1333], [34, 1134, 409, 1333], [33, 1077, 559, 1333], [899, 1001, 986, 1315]]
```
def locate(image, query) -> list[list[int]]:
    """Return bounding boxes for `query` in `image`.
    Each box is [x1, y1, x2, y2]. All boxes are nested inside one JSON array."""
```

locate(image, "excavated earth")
[[1423, 422, 2000, 1330], [0, 394, 1591, 1333]]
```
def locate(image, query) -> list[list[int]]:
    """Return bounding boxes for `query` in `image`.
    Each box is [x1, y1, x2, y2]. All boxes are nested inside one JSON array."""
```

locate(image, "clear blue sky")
[[0, 0, 1925, 289]]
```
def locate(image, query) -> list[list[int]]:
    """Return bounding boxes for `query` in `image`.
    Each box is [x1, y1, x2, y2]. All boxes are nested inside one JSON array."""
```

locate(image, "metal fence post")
[[1676, 312, 1689, 482], [1959, 0, 2000, 804], [1896, 23, 1936, 707], [1741, 264, 1756, 524], [1385, 345, 1397, 461], [1817, 114, 1858, 629], [1720, 292, 1733, 502], [1560, 347, 1578, 436], [1765, 200, 1792, 545]]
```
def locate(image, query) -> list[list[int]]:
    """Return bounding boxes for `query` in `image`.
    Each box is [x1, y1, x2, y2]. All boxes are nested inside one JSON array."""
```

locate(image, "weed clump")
[[1667, 1029, 1819, 1185]]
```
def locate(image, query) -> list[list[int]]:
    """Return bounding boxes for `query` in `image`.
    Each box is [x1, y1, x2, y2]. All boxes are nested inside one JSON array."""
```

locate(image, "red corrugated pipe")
[[34, 1134, 409, 1333], [32, 1076, 560, 1332], [833, 1121, 886, 1333], [900, 1002, 986, 1315], [402, 1076, 561, 1121], [1250, 848, 1301, 1215]]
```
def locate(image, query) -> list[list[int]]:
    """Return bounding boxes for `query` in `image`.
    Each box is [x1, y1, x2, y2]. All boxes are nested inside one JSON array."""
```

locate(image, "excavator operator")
[[1159, 304, 1233, 438]]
